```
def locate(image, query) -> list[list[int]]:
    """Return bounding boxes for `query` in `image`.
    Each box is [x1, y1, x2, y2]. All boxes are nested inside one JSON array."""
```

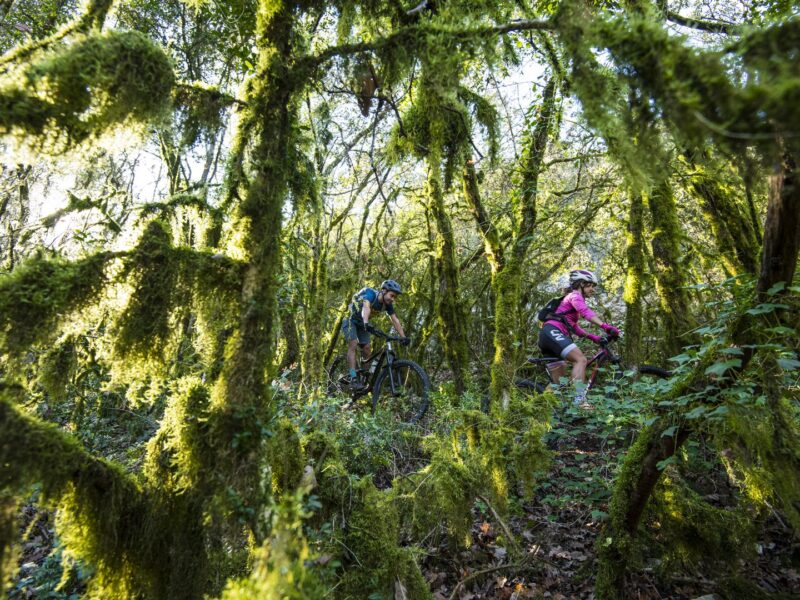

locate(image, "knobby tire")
[[372, 359, 430, 423]]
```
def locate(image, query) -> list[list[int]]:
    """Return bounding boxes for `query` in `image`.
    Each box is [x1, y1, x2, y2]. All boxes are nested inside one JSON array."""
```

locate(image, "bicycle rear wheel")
[[637, 365, 672, 379], [327, 355, 350, 396], [514, 378, 548, 394], [372, 359, 430, 423]]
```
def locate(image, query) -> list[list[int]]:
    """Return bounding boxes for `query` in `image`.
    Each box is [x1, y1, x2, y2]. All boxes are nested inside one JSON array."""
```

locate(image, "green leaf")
[[591, 510, 609, 521], [767, 282, 786, 295], [668, 353, 693, 365], [777, 358, 800, 371], [706, 405, 729, 418], [685, 406, 708, 420], [719, 347, 744, 356], [656, 456, 677, 471], [661, 425, 677, 438], [766, 326, 796, 336], [746, 303, 789, 315], [705, 360, 741, 376]]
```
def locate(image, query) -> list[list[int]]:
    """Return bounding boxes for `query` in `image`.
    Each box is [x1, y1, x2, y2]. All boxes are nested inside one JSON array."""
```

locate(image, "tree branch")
[[666, 11, 734, 34]]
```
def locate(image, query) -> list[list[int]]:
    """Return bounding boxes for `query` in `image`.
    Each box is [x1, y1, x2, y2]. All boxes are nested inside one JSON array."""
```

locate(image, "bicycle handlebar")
[[367, 326, 404, 342]]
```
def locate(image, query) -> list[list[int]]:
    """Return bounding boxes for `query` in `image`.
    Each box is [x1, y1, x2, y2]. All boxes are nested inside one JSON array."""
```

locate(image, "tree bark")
[[428, 162, 469, 396], [623, 193, 645, 364], [647, 180, 696, 357]]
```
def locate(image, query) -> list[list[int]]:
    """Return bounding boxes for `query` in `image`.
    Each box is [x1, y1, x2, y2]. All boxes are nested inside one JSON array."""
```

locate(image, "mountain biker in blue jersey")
[[343, 279, 409, 389], [538, 269, 620, 407]]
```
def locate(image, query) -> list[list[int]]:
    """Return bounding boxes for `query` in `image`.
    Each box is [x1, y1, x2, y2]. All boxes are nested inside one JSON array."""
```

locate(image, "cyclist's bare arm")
[[361, 302, 371, 325], [389, 313, 406, 338]]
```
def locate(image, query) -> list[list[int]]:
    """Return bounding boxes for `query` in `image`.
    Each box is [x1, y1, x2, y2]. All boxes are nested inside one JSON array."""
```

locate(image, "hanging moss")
[[650, 473, 755, 573], [143, 378, 212, 494], [137, 193, 223, 226], [219, 491, 325, 599], [173, 83, 229, 148], [268, 419, 305, 495], [0, 252, 112, 355], [0, 388, 209, 599], [36, 336, 79, 403], [0, 30, 174, 152], [113, 220, 180, 367], [557, 1, 800, 163], [337, 478, 431, 600]]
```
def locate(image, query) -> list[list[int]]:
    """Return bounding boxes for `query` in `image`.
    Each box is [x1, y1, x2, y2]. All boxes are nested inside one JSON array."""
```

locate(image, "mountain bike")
[[327, 327, 431, 423], [515, 334, 671, 397]]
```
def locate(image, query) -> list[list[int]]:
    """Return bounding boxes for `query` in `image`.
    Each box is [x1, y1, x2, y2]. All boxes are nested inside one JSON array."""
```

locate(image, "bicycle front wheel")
[[372, 359, 430, 423]]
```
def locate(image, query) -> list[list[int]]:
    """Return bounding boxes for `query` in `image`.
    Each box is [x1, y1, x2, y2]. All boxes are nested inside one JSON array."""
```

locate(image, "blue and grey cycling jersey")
[[348, 287, 395, 324]]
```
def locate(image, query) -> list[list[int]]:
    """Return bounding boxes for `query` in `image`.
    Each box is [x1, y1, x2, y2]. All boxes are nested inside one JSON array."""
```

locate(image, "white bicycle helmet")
[[569, 269, 599, 286]]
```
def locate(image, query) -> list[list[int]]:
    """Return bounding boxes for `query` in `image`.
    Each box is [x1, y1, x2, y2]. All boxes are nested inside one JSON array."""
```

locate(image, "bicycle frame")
[[526, 337, 620, 391], [354, 338, 399, 396]]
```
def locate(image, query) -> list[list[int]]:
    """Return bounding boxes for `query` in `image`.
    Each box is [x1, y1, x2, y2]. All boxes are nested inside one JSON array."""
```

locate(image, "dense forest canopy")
[[1, 0, 799, 598]]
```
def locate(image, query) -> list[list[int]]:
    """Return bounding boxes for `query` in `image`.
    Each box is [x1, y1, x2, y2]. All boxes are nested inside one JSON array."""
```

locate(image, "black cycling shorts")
[[538, 324, 578, 359]]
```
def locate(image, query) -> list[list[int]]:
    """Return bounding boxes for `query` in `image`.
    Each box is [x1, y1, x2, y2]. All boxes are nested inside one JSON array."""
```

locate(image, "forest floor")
[[9, 394, 800, 599], [418, 402, 800, 600]]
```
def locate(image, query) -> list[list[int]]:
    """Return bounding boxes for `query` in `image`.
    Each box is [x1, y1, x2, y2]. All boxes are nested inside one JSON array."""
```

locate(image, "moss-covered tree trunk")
[[623, 193, 645, 364], [301, 207, 329, 389], [463, 76, 558, 410], [427, 157, 469, 396], [647, 180, 696, 357], [681, 153, 760, 275], [207, 0, 298, 540]]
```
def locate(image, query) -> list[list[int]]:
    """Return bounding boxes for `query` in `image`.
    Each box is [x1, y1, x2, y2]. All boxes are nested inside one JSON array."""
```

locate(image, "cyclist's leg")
[[357, 326, 371, 363], [343, 319, 360, 375], [565, 346, 588, 383], [564, 346, 590, 406], [539, 325, 576, 384]]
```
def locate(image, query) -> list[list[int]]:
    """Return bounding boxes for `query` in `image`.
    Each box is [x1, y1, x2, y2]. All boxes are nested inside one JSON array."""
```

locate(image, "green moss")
[[268, 419, 305, 495], [338, 479, 431, 600], [113, 220, 180, 368], [396, 404, 550, 548], [720, 397, 800, 531], [219, 491, 325, 600], [0, 387, 209, 599], [650, 473, 755, 572], [595, 424, 657, 600], [143, 378, 212, 493], [0, 491, 19, 595], [0, 30, 174, 152], [0, 253, 112, 355], [36, 336, 79, 403]]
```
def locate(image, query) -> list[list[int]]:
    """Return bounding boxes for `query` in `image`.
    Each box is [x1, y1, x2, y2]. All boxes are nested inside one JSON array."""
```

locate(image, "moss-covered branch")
[[0, 387, 208, 598], [0, 30, 174, 153], [0, 252, 115, 354]]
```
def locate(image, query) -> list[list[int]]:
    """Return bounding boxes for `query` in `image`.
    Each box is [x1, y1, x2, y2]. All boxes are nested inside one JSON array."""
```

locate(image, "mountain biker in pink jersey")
[[537, 269, 620, 406]]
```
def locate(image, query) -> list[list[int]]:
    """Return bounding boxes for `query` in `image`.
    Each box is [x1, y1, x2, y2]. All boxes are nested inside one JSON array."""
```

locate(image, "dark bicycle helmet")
[[380, 279, 402, 294], [569, 269, 599, 286]]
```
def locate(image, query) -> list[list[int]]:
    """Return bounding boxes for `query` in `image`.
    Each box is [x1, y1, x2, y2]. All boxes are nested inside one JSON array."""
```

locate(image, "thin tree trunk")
[[208, 1, 297, 542], [428, 162, 469, 396], [301, 209, 329, 388], [623, 193, 645, 364], [463, 77, 558, 410], [647, 180, 696, 357]]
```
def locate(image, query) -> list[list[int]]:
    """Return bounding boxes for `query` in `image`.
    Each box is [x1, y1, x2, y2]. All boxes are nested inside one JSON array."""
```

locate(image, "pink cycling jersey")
[[545, 290, 596, 338]]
